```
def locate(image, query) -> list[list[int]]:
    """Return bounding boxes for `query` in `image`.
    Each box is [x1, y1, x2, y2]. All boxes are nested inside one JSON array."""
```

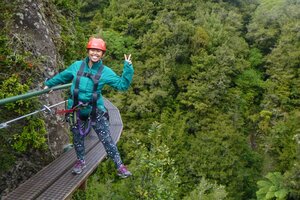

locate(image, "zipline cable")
[[0, 100, 68, 129]]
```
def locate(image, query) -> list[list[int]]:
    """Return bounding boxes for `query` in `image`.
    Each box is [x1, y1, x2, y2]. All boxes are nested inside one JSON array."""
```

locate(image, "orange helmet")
[[86, 38, 106, 51]]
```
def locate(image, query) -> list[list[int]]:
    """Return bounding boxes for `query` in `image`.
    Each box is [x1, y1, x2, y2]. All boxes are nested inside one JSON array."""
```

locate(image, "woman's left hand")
[[124, 54, 132, 65], [43, 85, 53, 93]]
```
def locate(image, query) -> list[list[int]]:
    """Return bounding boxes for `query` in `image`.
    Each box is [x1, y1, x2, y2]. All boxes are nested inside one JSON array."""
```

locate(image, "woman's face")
[[88, 48, 104, 63]]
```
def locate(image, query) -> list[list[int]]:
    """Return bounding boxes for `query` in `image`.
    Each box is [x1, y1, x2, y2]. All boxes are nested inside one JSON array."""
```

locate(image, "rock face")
[[13, 0, 59, 77], [12, 0, 70, 156], [1, 0, 71, 196]]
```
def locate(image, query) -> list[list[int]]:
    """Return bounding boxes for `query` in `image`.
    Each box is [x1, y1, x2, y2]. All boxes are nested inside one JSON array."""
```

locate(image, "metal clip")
[[43, 105, 53, 115], [0, 123, 8, 129]]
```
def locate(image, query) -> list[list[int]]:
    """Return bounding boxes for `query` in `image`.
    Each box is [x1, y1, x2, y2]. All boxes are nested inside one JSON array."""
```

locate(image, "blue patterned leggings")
[[71, 110, 123, 169]]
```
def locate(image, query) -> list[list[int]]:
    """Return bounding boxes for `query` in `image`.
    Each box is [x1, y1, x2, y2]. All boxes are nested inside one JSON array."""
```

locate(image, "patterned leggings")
[[71, 110, 123, 169]]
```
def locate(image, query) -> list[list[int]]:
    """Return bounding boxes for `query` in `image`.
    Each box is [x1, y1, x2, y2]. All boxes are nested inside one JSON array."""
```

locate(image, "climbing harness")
[[56, 60, 104, 136], [76, 110, 92, 136], [73, 60, 103, 122], [0, 100, 67, 129], [58, 101, 92, 136], [55, 101, 88, 115]]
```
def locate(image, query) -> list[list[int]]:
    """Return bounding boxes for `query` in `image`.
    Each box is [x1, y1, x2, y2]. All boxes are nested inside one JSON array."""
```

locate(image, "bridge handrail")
[[0, 83, 72, 106]]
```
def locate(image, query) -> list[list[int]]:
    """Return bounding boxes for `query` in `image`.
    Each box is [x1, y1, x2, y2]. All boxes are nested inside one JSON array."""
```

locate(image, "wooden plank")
[[36, 125, 123, 200], [2, 99, 123, 200], [36, 142, 106, 200], [2, 131, 99, 200], [103, 97, 119, 110], [108, 109, 123, 126]]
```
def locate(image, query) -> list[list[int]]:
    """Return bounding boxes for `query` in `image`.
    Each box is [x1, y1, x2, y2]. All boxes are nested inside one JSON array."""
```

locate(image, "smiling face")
[[88, 48, 104, 63]]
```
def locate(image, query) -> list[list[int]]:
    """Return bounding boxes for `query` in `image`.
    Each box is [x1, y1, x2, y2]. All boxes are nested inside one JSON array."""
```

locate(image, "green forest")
[[0, 0, 299, 199]]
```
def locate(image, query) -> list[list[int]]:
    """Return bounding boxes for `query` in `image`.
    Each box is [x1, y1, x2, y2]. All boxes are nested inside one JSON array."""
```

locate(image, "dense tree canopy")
[[0, 0, 299, 199]]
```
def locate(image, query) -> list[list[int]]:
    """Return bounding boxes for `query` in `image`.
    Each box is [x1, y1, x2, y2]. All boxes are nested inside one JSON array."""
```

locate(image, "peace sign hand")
[[124, 54, 132, 65]]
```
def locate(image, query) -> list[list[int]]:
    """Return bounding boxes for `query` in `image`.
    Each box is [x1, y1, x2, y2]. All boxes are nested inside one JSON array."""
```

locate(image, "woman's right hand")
[[124, 54, 132, 65]]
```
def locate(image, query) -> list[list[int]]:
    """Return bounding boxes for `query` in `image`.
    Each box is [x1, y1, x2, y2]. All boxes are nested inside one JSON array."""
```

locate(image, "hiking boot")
[[117, 164, 132, 178], [72, 160, 86, 175]]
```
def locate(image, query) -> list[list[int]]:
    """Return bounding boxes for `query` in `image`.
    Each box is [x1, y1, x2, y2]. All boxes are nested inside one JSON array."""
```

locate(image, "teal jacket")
[[45, 57, 134, 115]]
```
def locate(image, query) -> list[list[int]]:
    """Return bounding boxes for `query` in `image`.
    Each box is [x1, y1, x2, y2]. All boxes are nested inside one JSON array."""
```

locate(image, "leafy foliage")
[[74, 0, 299, 199], [183, 177, 227, 200], [0, 75, 32, 114], [0, 33, 45, 170], [1, 0, 299, 199], [12, 118, 47, 152], [256, 172, 289, 200]]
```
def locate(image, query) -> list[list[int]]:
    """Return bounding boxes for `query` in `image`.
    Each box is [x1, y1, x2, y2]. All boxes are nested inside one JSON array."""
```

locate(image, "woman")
[[44, 37, 134, 178]]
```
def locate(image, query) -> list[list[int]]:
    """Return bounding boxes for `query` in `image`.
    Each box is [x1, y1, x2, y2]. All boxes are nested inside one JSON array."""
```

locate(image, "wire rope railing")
[[0, 83, 71, 129]]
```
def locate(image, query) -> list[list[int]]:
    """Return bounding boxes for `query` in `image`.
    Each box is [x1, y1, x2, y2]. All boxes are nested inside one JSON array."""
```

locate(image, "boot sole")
[[117, 173, 132, 178], [72, 165, 86, 175]]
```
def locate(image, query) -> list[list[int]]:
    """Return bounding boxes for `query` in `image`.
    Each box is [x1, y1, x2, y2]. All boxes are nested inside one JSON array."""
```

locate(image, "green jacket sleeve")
[[105, 61, 134, 91], [45, 62, 77, 87]]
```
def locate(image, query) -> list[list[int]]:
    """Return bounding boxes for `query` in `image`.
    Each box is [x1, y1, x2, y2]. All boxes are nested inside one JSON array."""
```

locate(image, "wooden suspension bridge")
[[0, 84, 123, 200]]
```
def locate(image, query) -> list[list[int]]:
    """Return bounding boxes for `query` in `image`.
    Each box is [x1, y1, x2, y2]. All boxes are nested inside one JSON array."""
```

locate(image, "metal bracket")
[[43, 105, 53, 114], [0, 123, 8, 129]]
